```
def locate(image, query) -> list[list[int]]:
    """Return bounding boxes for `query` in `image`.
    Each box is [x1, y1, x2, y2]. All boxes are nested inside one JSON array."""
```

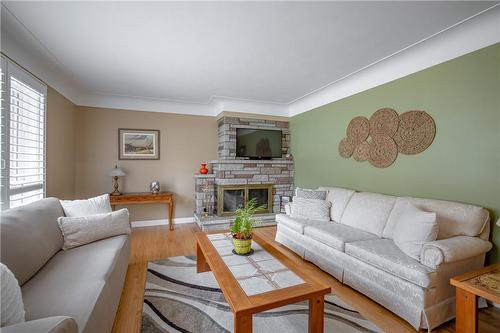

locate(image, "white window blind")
[[1, 56, 47, 210]]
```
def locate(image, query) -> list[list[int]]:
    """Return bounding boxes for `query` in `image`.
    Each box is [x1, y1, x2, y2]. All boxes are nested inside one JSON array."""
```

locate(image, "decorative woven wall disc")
[[394, 110, 436, 155], [338, 138, 354, 158], [368, 135, 398, 168], [346, 116, 370, 144], [353, 142, 370, 162], [369, 108, 399, 137]]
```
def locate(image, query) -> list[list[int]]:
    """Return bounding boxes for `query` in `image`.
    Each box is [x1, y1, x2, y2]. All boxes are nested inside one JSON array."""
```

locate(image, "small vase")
[[199, 163, 209, 174], [232, 236, 252, 255]]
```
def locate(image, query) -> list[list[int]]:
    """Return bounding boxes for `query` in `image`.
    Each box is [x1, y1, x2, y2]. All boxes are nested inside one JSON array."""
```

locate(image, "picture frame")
[[118, 128, 160, 160]]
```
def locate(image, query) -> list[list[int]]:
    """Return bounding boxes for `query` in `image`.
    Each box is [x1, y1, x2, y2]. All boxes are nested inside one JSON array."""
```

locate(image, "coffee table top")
[[195, 231, 330, 315], [207, 233, 304, 296]]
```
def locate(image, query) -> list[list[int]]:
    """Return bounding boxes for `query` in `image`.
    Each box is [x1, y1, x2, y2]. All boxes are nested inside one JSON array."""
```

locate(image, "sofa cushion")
[[345, 239, 436, 288], [290, 197, 331, 221], [340, 192, 396, 237], [304, 222, 378, 252], [383, 197, 490, 240], [60, 194, 112, 217], [21, 235, 129, 331], [0, 263, 25, 327], [0, 198, 64, 286], [318, 187, 356, 222], [275, 214, 326, 234], [393, 203, 438, 260], [58, 209, 131, 250], [295, 188, 327, 200]]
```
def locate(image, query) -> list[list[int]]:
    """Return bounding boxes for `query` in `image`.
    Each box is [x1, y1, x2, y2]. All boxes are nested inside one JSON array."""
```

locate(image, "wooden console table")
[[451, 263, 500, 333], [109, 192, 174, 230]]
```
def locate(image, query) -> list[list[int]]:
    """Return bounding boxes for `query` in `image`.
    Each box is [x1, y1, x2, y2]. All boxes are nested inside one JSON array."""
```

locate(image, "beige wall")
[[46, 87, 76, 199], [74, 106, 217, 221]]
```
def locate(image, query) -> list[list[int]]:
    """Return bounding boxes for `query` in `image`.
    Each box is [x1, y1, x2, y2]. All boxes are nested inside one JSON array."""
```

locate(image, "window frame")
[[1, 55, 47, 210]]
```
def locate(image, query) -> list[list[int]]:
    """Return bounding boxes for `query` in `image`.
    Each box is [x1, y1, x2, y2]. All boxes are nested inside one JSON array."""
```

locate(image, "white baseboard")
[[131, 217, 196, 228]]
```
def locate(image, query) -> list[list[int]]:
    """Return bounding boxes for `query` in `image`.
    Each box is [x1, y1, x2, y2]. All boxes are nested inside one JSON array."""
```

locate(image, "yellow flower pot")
[[232, 237, 253, 255]]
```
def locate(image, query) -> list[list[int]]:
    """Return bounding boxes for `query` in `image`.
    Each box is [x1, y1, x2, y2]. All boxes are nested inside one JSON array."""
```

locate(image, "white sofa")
[[275, 187, 492, 331]]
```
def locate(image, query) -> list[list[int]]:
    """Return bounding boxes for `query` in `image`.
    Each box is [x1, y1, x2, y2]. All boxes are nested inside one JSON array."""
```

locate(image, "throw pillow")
[[290, 197, 331, 221], [393, 203, 438, 260], [60, 194, 112, 217], [295, 188, 327, 200], [57, 209, 131, 250], [0, 263, 25, 327]]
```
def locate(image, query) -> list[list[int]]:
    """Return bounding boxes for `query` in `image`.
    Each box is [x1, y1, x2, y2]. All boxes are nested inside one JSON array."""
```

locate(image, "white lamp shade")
[[108, 167, 126, 177], [497, 218, 500, 227]]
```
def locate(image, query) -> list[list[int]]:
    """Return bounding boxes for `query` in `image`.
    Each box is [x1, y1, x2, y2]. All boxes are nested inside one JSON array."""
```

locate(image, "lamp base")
[[110, 191, 122, 196]]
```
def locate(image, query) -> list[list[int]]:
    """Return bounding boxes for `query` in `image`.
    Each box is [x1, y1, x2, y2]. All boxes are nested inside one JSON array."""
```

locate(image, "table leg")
[[196, 242, 211, 273], [234, 312, 252, 333], [309, 295, 324, 333], [456, 288, 478, 333], [168, 200, 174, 231]]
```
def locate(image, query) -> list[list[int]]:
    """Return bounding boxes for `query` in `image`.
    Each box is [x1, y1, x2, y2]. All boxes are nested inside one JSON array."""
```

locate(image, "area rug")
[[141, 256, 383, 333]]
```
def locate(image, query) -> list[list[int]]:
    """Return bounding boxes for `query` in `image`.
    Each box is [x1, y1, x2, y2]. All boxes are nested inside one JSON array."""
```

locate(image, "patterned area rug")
[[141, 256, 383, 333]]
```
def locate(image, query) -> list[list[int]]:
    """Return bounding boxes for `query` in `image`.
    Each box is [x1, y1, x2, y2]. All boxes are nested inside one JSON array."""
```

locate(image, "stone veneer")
[[218, 116, 290, 159], [194, 115, 294, 227]]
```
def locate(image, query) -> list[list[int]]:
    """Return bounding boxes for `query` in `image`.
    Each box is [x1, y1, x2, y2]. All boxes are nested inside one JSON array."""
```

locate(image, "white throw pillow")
[[393, 203, 438, 260], [57, 209, 131, 250], [295, 188, 327, 200], [290, 197, 331, 221], [0, 263, 25, 327], [60, 194, 112, 217]]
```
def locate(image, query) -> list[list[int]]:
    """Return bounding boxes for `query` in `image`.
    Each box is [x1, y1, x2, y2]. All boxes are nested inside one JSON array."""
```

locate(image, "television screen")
[[236, 128, 282, 159]]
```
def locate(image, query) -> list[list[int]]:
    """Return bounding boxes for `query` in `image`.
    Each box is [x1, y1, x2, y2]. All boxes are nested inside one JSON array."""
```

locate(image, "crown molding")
[[78, 93, 289, 117], [288, 4, 500, 116]]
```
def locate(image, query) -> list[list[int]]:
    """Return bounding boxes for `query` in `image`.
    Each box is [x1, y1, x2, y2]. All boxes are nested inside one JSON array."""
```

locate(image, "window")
[[1, 56, 47, 210]]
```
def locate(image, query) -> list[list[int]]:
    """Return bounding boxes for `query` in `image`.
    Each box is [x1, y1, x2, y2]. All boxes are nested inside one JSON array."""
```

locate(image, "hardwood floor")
[[112, 224, 500, 333]]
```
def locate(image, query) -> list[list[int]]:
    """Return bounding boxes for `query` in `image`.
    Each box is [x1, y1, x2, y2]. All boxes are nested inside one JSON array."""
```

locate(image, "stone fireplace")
[[194, 115, 294, 231]]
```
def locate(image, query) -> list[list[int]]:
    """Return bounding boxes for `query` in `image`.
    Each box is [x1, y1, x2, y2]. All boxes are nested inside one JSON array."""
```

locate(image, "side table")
[[109, 192, 174, 230], [451, 263, 500, 333]]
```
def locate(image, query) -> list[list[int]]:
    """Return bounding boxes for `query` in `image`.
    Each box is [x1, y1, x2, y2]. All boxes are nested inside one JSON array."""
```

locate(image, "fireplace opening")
[[217, 184, 273, 216]]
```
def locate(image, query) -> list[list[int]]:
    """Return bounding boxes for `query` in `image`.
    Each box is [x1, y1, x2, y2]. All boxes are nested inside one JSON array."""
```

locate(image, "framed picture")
[[118, 128, 160, 160]]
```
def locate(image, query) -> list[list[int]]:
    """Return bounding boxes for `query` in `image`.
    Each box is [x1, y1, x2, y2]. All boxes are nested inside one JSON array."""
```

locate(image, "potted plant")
[[230, 199, 264, 255]]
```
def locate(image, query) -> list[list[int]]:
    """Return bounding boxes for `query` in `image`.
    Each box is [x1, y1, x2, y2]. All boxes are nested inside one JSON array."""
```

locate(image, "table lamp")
[[109, 165, 126, 196]]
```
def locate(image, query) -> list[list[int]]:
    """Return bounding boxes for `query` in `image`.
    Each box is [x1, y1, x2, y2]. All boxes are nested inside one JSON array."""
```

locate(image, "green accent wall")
[[291, 43, 500, 262]]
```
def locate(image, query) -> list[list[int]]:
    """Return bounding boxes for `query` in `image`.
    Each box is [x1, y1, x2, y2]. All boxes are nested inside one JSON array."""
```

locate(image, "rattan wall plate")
[[338, 138, 354, 158], [368, 135, 398, 168], [346, 116, 370, 144], [394, 110, 436, 155], [353, 141, 370, 162], [339, 108, 435, 167], [370, 108, 399, 137]]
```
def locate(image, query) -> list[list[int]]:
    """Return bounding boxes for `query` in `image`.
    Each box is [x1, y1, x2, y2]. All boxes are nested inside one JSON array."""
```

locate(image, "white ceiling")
[[1, 1, 499, 115]]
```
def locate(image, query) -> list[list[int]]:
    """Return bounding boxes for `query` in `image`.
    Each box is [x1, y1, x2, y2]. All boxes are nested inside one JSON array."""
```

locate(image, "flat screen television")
[[236, 128, 282, 159]]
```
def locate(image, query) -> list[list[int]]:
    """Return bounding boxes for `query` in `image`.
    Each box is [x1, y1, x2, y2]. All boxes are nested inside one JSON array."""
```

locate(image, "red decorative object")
[[199, 163, 209, 174]]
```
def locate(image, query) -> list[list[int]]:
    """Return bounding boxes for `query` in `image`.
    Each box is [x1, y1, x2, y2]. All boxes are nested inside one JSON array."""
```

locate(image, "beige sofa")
[[0, 198, 130, 333], [275, 187, 492, 331]]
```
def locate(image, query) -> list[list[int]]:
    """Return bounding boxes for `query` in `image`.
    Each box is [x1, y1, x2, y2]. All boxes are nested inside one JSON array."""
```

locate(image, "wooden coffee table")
[[195, 231, 331, 333]]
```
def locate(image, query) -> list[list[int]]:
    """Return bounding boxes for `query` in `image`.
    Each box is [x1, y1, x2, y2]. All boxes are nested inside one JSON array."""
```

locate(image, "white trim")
[[78, 93, 289, 117], [131, 217, 196, 228], [289, 4, 500, 116]]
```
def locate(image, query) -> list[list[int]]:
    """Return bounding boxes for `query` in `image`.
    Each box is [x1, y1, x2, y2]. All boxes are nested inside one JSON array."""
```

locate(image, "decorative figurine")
[[150, 180, 160, 194]]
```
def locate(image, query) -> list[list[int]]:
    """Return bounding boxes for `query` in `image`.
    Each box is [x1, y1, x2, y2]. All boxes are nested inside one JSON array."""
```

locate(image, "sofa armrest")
[[420, 236, 492, 269], [1, 316, 78, 333], [284, 202, 292, 215]]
